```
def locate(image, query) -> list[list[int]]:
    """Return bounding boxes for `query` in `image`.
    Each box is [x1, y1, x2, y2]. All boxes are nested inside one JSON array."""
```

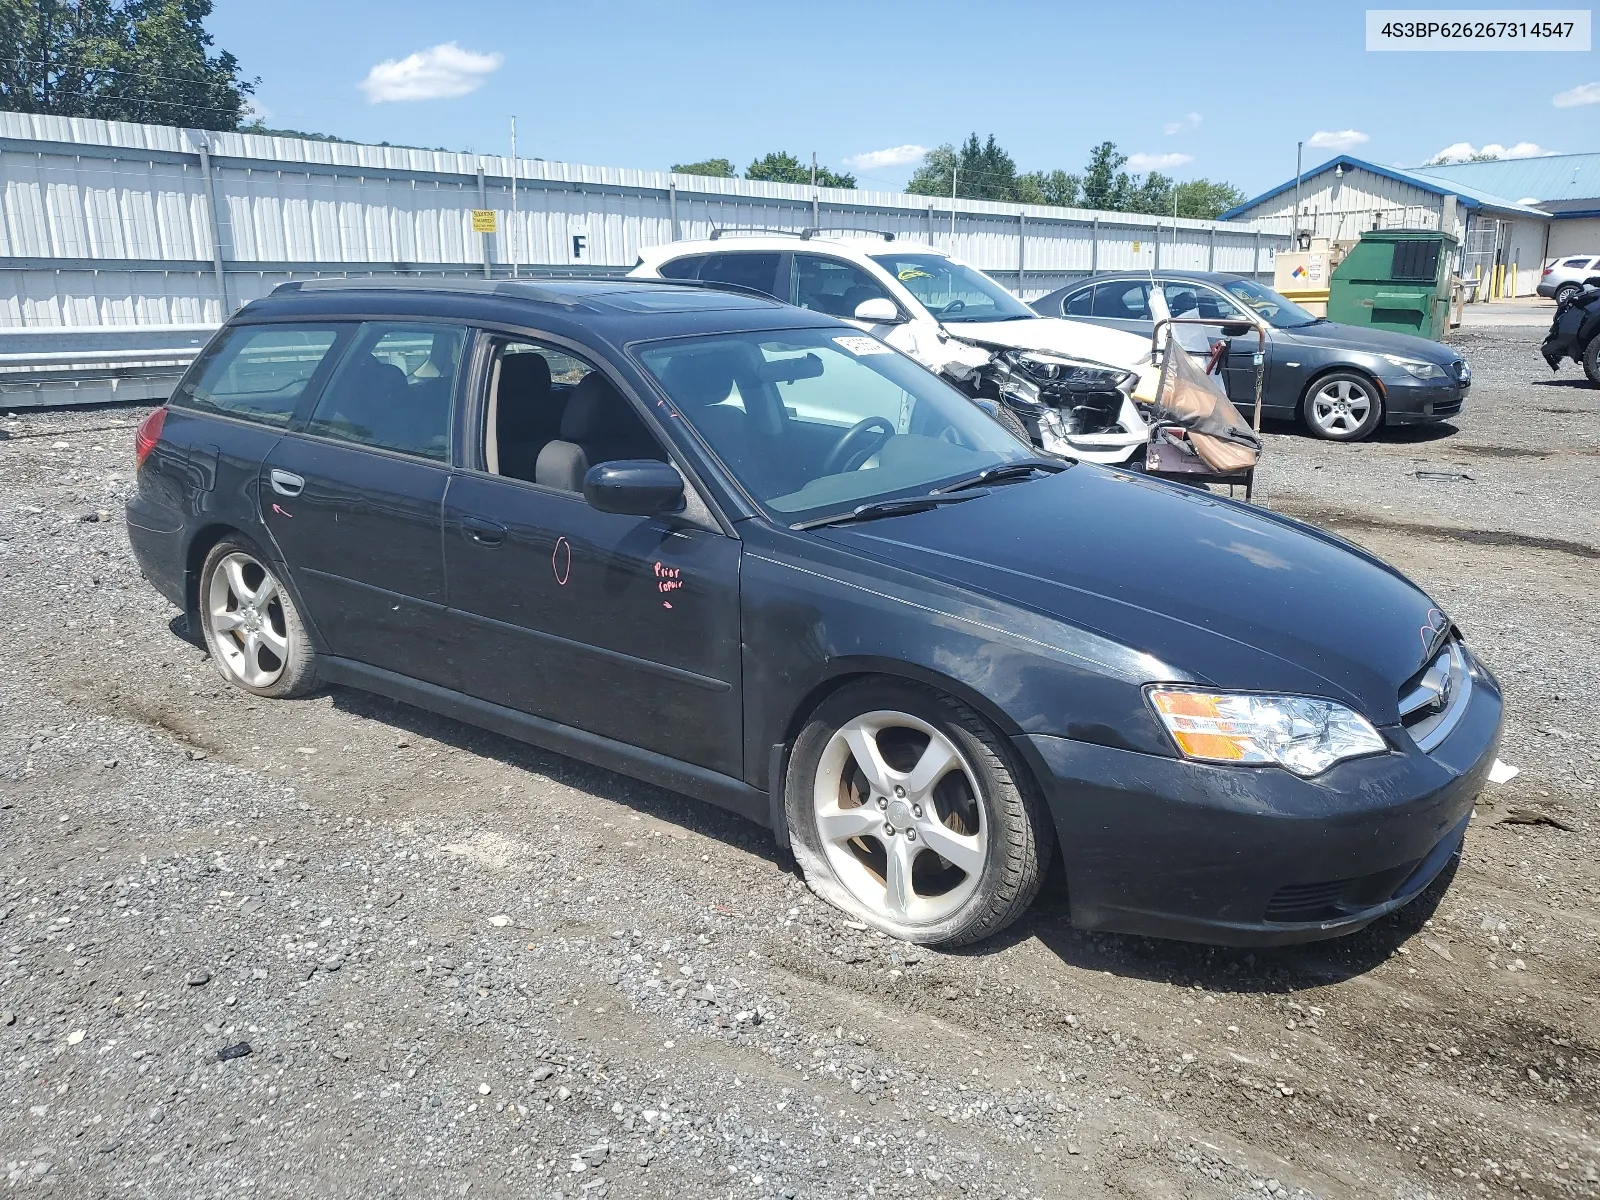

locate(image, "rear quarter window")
[[174, 324, 343, 426]]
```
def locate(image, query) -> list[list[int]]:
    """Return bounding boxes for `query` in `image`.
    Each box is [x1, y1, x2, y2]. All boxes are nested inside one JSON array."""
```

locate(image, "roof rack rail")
[[705, 225, 897, 242], [804, 227, 896, 241]]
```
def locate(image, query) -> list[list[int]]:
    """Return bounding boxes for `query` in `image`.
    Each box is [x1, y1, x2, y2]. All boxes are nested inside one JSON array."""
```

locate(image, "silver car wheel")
[[1310, 378, 1373, 436], [206, 551, 290, 689], [812, 710, 987, 927]]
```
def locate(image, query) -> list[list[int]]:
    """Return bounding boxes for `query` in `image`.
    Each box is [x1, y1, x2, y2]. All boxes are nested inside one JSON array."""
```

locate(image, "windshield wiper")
[[790, 490, 989, 531], [934, 458, 1068, 494]]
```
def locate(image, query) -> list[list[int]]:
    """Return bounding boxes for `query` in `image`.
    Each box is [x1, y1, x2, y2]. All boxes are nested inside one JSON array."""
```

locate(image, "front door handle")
[[269, 469, 305, 497], [461, 516, 506, 547]]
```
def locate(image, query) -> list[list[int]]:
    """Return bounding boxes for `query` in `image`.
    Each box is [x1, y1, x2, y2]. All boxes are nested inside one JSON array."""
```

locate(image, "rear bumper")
[[1019, 665, 1502, 946], [126, 495, 187, 610], [1536, 282, 1559, 298], [1382, 376, 1468, 424]]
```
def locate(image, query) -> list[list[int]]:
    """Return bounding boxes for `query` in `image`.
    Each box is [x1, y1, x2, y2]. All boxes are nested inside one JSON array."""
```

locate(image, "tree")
[[1172, 178, 1247, 219], [1015, 169, 1080, 207], [744, 151, 855, 189], [1080, 141, 1134, 211], [907, 133, 1021, 202], [671, 157, 735, 178], [0, 0, 255, 130]]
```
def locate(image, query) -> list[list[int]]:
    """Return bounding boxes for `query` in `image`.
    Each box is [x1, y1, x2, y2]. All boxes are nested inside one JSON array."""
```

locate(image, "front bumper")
[[1381, 374, 1468, 424], [1019, 666, 1501, 946]]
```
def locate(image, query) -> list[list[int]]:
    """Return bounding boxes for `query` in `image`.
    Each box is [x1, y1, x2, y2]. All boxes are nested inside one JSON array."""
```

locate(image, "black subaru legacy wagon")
[[127, 278, 1502, 948]]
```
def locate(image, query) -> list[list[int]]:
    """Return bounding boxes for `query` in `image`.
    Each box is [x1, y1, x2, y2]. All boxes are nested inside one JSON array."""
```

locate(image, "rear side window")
[[1062, 288, 1092, 316], [658, 254, 707, 279], [1561, 257, 1591, 268], [304, 323, 466, 461], [1090, 281, 1151, 319], [697, 252, 782, 298], [175, 324, 341, 426]]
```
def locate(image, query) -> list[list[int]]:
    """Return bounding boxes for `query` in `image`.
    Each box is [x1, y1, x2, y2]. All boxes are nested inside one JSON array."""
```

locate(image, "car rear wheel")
[[1555, 282, 1580, 307], [784, 679, 1053, 947], [1584, 336, 1600, 388], [1303, 372, 1382, 441], [198, 537, 317, 698]]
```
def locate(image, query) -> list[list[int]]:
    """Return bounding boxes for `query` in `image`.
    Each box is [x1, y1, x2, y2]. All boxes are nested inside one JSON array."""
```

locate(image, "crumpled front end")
[[942, 343, 1150, 465]]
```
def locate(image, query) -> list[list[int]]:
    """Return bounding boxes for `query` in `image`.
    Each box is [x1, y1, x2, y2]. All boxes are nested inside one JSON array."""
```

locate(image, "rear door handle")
[[461, 516, 506, 547], [269, 469, 304, 497]]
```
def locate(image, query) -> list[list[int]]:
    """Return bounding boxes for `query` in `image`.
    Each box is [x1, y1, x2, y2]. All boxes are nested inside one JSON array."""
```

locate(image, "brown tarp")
[[1153, 341, 1262, 473]]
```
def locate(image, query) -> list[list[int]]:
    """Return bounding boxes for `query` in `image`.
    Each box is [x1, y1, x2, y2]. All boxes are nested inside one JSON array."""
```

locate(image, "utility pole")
[[810, 151, 817, 188], [509, 116, 518, 279], [950, 159, 958, 241], [1293, 140, 1303, 245]]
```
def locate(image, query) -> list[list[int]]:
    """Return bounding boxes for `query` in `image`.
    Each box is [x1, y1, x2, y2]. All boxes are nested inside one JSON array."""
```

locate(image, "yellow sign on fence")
[[470, 209, 497, 234]]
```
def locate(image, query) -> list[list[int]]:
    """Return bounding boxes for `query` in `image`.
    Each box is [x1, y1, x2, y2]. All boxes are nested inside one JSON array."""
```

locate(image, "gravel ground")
[[1, 324, 1597, 1199]]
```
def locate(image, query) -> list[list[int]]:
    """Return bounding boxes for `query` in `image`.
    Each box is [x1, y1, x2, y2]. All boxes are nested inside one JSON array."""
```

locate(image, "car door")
[[440, 336, 745, 778], [1159, 282, 1276, 413], [1084, 278, 1155, 339], [260, 320, 468, 688], [788, 252, 923, 360]]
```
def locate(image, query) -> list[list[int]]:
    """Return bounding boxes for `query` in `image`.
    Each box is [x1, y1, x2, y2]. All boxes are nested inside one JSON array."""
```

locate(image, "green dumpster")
[[1326, 228, 1457, 341]]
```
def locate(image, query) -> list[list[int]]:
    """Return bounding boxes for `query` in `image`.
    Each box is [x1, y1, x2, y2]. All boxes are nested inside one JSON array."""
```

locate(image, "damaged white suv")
[[630, 232, 1159, 464]]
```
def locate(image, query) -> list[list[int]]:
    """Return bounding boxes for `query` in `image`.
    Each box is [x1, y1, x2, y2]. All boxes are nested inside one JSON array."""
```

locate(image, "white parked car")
[[629, 232, 1160, 464]]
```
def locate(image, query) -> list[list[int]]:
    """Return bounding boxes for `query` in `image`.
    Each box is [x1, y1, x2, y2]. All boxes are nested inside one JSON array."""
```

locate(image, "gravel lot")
[[1, 324, 1597, 1199]]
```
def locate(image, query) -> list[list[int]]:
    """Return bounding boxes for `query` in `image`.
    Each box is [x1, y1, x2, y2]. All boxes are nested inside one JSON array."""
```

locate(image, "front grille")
[[1399, 638, 1472, 753]]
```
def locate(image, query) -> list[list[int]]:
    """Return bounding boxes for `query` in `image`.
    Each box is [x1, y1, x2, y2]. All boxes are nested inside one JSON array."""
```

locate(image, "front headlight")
[[1148, 688, 1388, 777], [1380, 353, 1446, 380]]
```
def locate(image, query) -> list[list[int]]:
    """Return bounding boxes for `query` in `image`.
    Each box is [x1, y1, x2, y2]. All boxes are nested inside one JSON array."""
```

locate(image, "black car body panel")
[[127, 277, 1503, 946], [1032, 270, 1470, 424], [1541, 284, 1600, 369]]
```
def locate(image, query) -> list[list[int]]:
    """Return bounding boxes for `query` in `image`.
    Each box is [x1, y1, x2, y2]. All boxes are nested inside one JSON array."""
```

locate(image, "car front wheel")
[[1303, 372, 1382, 441], [198, 536, 318, 698], [784, 679, 1053, 947]]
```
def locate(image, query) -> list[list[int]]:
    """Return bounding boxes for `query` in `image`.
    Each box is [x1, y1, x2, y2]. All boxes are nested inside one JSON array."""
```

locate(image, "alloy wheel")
[[811, 710, 987, 926], [1310, 378, 1373, 436], [206, 551, 291, 688]]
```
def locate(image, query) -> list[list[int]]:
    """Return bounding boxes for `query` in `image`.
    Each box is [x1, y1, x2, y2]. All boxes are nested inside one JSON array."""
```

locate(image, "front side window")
[[175, 324, 342, 426], [1219, 278, 1319, 328], [791, 254, 893, 318], [868, 253, 1035, 322], [304, 323, 465, 460], [1162, 282, 1247, 322], [636, 328, 1030, 522]]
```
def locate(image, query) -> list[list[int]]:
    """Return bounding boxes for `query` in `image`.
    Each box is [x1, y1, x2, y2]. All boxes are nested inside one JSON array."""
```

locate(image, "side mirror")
[[1221, 322, 1253, 338], [853, 297, 903, 324], [583, 460, 685, 517]]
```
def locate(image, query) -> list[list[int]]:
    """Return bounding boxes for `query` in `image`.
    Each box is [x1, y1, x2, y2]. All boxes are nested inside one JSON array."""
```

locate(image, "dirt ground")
[[1, 324, 1596, 1200]]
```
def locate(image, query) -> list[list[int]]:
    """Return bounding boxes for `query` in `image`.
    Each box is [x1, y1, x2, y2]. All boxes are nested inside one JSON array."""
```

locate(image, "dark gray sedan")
[[1031, 271, 1471, 441]]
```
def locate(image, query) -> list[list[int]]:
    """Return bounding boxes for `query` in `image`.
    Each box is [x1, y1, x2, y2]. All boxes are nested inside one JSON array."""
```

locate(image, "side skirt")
[[318, 657, 772, 828]]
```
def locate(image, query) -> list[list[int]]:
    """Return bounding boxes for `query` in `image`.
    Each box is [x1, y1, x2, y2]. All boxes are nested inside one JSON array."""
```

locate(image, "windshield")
[[1220, 278, 1319, 328], [635, 328, 1031, 524], [869, 253, 1036, 323]]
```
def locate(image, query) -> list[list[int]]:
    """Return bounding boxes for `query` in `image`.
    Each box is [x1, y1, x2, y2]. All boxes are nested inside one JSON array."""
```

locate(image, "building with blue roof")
[[1221, 153, 1600, 298]]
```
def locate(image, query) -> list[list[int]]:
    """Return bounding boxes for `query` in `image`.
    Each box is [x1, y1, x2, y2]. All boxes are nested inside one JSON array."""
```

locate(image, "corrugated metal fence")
[[0, 111, 1287, 334]]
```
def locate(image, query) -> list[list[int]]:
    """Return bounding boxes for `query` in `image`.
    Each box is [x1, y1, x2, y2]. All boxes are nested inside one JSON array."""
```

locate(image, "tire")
[[1584, 336, 1600, 388], [1302, 371, 1383, 441], [783, 679, 1054, 947], [197, 536, 318, 699], [1555, 283, 1579, 307]]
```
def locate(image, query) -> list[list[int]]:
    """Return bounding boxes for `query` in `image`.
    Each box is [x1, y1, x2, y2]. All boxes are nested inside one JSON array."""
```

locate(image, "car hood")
[[1279, 319, 1459, 363], [949, 317, 1153, 369], [815, 467, 1444, 723]]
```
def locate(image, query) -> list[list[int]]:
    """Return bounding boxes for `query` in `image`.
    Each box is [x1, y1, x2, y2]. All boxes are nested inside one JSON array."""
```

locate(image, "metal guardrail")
[[0, 324, 214, 409]]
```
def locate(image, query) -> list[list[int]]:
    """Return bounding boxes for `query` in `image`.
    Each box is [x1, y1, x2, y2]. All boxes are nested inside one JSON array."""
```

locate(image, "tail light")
[[134, 406, 167, 467], [1542, 267, 1553, 276]]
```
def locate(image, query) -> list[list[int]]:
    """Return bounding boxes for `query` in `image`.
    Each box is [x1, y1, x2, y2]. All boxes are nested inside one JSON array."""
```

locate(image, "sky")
[[209, 0, 1599, 197]]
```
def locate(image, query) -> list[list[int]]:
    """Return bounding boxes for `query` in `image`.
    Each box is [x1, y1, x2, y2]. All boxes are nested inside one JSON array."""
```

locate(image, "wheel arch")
[[182, 522, 327, 653]]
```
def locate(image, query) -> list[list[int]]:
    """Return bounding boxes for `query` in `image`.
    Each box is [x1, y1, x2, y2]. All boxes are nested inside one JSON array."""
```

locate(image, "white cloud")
[[1428, 140, 1557, 163], [1162, 112, 1202, 135], [842, 144, 930, 172], [359, 43, 503, 103], [1127, 151, 1193, 172], [1553, 81, 1600, 107], [1307, 129, 1369, 151]]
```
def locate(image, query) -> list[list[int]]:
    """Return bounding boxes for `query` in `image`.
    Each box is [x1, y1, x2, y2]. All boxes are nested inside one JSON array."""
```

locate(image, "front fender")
[[738, 524, 1184, 792]]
